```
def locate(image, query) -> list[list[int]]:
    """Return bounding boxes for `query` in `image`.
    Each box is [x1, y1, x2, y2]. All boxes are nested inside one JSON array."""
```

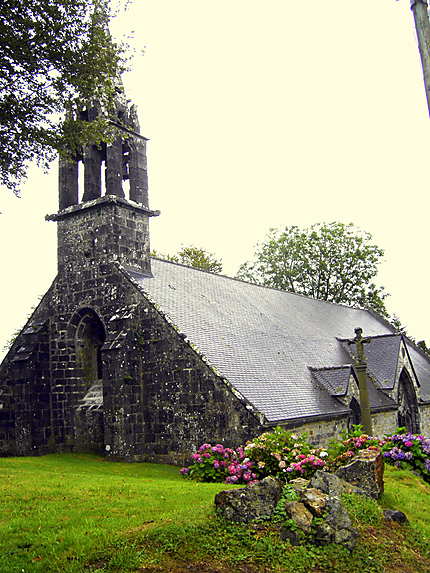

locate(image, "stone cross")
[[348, 327, 373, 435]]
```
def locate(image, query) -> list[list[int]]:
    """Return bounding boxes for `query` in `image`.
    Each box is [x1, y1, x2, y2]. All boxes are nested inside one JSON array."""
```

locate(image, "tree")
[[0, 0, 124, 193], [237, 222, 388, 315], [152, 246, 223, 273]]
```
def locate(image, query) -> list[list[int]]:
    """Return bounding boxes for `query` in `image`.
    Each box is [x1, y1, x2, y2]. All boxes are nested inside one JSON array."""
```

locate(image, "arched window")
[[397, 368, 420, 433], [349, 397, 361, 428], [74, 310, 105, 383]]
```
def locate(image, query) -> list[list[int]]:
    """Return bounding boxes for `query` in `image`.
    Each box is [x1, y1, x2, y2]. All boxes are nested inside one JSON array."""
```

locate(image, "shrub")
[[325, 425, 381, 472], [271, 484, 300, 523], [381, 430, 430, 483], [179, 443, 258, 484], [180, 426, 430, 487], [244, 426, 328, 481]]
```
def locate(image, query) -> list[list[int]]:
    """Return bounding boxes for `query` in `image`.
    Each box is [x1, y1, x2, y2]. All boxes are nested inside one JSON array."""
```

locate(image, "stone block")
[[214, 477, 283, 523], [300, 487, 328, 517], [284, 501, 313, 532], [312, 496, 358, 550], [383, 509, 408, 524], [335, 448, 384, 499], [309, 470, 366, 498]]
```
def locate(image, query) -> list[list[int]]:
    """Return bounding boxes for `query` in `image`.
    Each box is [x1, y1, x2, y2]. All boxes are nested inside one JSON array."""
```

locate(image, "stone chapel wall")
[[103, 286, 264, 464]]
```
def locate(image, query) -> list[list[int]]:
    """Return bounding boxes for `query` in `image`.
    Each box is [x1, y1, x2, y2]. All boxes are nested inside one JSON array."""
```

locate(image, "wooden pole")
[[411, 0, 430, 115]]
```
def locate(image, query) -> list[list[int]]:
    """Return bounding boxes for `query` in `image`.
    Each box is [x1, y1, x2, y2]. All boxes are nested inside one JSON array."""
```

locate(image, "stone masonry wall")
[[103, 287, 264, 464], [280, 417, 349, 446], [45, 198, 155, 451], [55, 197, 152, 276], [48, 268, 143, 451], [279, 409, 400, 447], [0, 292, 54, 455], [371, 410, 398, 437], [419, 404, 430, 435]]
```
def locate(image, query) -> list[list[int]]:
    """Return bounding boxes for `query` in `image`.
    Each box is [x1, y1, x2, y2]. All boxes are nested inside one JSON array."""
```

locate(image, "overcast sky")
[[1, 0, 430, 358]]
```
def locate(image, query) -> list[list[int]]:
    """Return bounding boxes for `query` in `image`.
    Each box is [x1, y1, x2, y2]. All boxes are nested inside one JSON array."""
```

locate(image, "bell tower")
[[47, 99, 159, 276]]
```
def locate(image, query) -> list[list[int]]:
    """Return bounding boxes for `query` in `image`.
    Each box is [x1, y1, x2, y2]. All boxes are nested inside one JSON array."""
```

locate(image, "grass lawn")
[[0, 454, 429, 573]]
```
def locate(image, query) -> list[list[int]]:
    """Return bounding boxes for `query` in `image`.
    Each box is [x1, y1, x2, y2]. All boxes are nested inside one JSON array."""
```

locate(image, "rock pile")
[[214, 448, 386, 550]]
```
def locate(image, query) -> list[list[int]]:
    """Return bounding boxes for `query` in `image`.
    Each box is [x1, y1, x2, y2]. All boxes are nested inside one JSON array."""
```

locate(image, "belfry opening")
[[58, 103, 149, 210]]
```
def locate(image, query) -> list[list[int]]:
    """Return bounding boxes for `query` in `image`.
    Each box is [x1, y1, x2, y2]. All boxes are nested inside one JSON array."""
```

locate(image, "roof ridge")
[[337, 332, 399, 343], [309, 365, 352, 372], [150, 257, 376, 314], [365, 333, 401, 340], [365, 308, 398, 334], [403, 334, 430, 365]]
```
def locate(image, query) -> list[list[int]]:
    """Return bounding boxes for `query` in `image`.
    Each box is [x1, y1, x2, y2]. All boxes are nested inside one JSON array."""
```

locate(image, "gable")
[[310, 366, 351, 397], [404, 342, 430, 402], [340, 334, 401, 390]]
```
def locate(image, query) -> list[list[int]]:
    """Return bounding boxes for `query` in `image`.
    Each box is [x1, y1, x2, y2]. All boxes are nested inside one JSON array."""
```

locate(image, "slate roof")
[[125, 258, 430, 422], [405, 342, 430, 402], [365, 377, 398, 410], [310, 366, 351, 397], [341, 334, 401, 390]]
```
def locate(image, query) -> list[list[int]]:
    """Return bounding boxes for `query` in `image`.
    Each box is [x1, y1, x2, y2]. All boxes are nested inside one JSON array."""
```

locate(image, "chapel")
[[0, 99, 429, 462]]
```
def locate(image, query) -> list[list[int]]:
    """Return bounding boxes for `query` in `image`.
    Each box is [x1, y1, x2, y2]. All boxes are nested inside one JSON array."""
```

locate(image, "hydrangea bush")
[[381, 430, 430, 483], [243, 426, 327, 480], [180, 425, 430, 486], [180, 443, 258, 484], [324, 425, 381, 472], [181, 427, 327, 483]]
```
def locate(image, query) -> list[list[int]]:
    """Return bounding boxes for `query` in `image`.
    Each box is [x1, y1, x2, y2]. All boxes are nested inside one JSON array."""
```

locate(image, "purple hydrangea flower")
[[198, 443, 212, 452], [422, 439, 430, 454]]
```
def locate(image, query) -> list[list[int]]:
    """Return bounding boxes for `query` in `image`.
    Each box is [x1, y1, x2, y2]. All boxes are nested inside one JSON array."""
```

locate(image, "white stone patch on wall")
[[420, 404, 430, 435]]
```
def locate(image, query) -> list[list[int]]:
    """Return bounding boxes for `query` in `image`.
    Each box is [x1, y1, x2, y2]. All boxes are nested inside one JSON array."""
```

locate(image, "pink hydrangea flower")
[[198, 443, 212, 452]]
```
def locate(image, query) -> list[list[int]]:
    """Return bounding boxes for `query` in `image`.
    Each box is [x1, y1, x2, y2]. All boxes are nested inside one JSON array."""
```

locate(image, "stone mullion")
[[129, 139, 148, 206], [58, 157, 79, 210], [83, 145, 102, 202], [106, 138, 125, 197]]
